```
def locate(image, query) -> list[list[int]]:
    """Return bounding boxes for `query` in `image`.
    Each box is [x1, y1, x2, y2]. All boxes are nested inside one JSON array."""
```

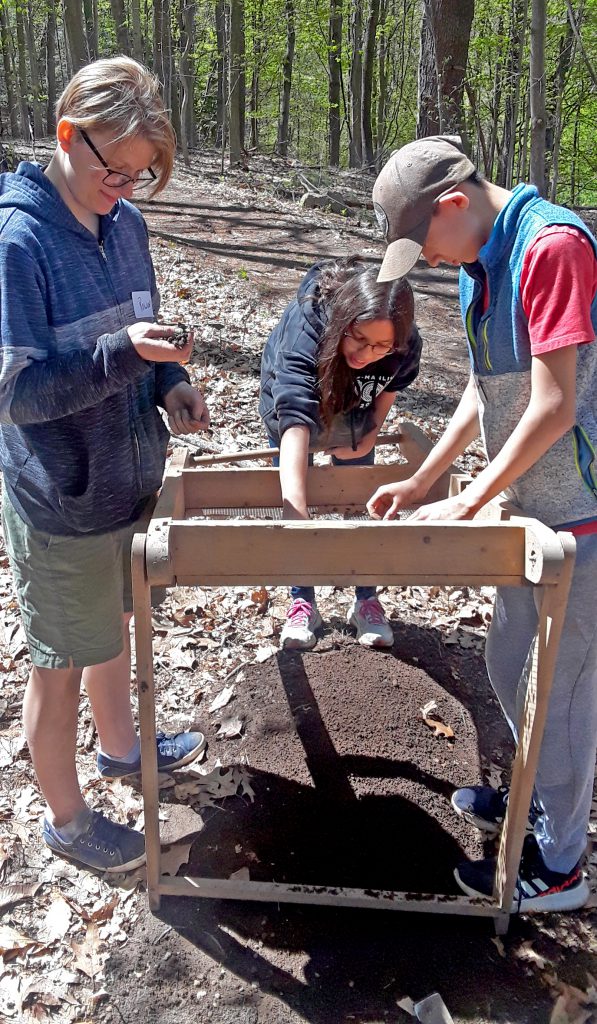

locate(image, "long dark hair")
[[313, 257, 414, 426]]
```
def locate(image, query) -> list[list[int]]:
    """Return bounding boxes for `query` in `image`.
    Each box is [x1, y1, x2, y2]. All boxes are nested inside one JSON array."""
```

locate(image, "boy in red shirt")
[[368, 135, 597, 913]]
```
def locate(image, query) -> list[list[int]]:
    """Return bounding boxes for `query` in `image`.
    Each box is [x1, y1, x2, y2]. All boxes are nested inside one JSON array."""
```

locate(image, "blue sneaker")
[[451, 784, 541, 837], [43, 810, 146, 873], [455, 834, 589, 913], [97, 730, 206, 780]]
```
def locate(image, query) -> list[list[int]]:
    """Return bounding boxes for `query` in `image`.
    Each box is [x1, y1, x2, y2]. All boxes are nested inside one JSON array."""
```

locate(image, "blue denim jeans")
[[268, 436, 376, 603]]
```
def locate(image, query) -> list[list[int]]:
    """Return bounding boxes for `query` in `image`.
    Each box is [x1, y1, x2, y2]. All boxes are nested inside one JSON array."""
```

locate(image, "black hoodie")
[[259, 263, 422, 448]]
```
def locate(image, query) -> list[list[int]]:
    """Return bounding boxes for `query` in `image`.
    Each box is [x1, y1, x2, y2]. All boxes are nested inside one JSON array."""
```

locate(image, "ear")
[[436, 190, 470, 212], [56, 118, 76, 152]]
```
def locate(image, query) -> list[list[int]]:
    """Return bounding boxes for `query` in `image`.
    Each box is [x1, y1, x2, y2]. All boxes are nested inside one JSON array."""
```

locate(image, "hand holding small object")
[[127, 321, 194, 363]]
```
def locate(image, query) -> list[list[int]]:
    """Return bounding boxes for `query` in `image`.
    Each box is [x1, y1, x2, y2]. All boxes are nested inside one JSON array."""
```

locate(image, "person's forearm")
[[279, 424, 310, 518], [7, 330, 147, 425], [412, 374, 481, 491], [156, 363, 190, 407]]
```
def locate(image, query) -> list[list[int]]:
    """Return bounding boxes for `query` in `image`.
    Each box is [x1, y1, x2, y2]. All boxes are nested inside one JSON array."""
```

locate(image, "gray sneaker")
[[43, 809, 146, 873], [280, 598, 323, 650], [347, 597, 393, 648]]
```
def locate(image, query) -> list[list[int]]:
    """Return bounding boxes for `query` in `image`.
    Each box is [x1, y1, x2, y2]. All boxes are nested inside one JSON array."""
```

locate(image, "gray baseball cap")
[[373, 135, 476, 281]]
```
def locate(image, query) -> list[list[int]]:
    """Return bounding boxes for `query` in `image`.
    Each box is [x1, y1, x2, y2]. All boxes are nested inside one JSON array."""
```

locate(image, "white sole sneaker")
[[280, 608, 323, 650], [454, 867, 590, 913], [347, 608, 393, 648]]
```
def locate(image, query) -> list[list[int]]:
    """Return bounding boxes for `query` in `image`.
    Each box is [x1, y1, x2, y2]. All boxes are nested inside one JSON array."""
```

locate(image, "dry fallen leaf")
[[0, 729, 27, 769], [255, 645, 277, 663], [216, 716, 245, 740], [250, 587, 269, 613], [229, 866, 250, 880], [0, 880, 43, 913], [422, 717, 455, 741], [517, 939, 550, 972], [160, 841, 193, 877], [208, 685, 235, 713], [549, 994, 592, 1024], [0, 923, 40, 960], [41, 896, 73, 942], [69, 922, 101, 979]]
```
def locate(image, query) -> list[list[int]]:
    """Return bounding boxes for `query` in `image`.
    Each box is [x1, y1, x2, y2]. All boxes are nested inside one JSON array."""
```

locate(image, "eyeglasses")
[[343, 332, 395, 357], [79, 128, 157, 190]]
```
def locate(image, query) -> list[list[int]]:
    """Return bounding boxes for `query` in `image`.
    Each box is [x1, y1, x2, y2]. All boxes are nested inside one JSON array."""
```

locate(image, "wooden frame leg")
[[131, 533, 162, 911], [493, 534, 576, 925]]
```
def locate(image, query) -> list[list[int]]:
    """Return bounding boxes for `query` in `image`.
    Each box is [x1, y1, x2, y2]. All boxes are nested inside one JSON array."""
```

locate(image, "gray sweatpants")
[[485, 532, 597, 873]]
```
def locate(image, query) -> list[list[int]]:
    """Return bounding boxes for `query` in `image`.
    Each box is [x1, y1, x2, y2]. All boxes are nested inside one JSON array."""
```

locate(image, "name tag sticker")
[[132, 291, 153, 319]]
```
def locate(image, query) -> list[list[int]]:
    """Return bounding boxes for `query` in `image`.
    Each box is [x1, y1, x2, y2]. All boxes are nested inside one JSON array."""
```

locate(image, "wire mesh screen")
[[185, 506, 414, 521]]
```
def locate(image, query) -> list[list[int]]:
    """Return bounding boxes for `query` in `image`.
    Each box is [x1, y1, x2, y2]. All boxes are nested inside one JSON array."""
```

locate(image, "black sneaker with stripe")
[[451, 783, 541, 837], [454, 834, 589, 913]]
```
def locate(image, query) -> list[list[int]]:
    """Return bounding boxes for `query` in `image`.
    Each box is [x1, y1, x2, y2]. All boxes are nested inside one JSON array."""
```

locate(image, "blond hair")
[[56, 56, 176, 194]]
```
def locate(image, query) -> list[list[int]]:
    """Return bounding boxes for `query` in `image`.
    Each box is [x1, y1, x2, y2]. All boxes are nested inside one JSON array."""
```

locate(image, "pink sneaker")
[[280, 598, 323, 650], [347, 597, 393, 648]]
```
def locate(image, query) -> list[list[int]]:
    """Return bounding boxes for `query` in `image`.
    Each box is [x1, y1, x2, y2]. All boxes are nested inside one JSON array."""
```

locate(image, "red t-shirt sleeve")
[[519, 225, 597, 355]]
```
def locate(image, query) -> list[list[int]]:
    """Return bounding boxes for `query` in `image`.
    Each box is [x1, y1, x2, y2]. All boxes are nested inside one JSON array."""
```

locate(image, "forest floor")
[[1, 145, 597, 1024]]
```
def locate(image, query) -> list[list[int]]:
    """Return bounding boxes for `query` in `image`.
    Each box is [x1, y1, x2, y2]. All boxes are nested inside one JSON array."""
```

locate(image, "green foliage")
[[0, 0, 592, 203]]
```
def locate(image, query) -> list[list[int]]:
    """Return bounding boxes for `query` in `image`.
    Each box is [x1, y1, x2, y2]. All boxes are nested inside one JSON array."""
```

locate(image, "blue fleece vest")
[[459, 184, 597, 529]]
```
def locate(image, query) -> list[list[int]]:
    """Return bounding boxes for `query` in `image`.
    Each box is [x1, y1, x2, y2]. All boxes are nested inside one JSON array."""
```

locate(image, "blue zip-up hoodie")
[[0, 161, 188, 535], [459, 183, 597, 529], [260, 263, 422, 448]]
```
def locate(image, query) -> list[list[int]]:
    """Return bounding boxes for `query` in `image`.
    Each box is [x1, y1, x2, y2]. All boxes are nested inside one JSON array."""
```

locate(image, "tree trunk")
[[238, 0, 246, 149], [375, 0, 387, 160], [153, 0, 164, 80], [486, 14, 503, 177], [26, 2, 44, 140], [161, 0, 173, 113], [417, 2, 439, 137], [83, 0, 98, 60], [276, 0, 295, 156], [498, 0, 528, 188], [0, 5, 20, 136], [110, 0, 130, 54], [63, 0, 88, 71], [328, 0, 342, 166], [168, 0, 182, 147], [548, 13, 575, 201], [464, 81, 489, 174], [130, 0, 144, 62], [424, 0, 474, 136], [228, 0, 244, 165], [529, 0, 547, 195], [215, 0, 226, 147], [179, 0, 196, 148], [348, 0, 362, 167], [15, 4, 30, 139], [570, 99, 580, 205], [46, 0, 57, 135], [361, 0, 380, 168], [249, 0, 262, 150]]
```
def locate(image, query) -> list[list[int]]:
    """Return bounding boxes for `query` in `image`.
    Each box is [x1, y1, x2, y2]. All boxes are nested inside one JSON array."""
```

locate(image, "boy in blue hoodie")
[[0, 57, 210, 873], [368, 135, 597, 913]]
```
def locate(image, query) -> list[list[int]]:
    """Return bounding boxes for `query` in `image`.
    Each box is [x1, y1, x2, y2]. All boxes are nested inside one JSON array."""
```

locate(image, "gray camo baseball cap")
[[373, 135, 476, 281]]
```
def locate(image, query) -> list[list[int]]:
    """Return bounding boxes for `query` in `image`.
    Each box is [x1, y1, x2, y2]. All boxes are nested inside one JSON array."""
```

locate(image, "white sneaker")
[[347, 597, 393, 648], [280, 598, 323, 650]]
